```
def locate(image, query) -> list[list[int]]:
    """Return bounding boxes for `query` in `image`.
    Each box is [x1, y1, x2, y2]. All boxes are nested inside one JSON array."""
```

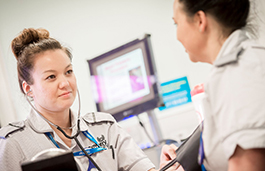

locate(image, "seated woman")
[[0, 28, 163, 171]]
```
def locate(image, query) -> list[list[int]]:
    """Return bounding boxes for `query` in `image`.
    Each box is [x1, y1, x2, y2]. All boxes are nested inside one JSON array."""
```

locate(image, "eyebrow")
[[43, 64, 72, 74]]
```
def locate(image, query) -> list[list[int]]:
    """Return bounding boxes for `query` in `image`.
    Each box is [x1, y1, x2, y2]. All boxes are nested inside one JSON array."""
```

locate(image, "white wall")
[[0, 0, 264, 142], [0, 47, 17, 127]]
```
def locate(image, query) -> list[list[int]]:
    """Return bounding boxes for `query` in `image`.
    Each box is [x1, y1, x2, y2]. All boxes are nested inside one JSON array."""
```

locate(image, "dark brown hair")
[[11, 28, 72, 94], [179, 0, 250, 36]]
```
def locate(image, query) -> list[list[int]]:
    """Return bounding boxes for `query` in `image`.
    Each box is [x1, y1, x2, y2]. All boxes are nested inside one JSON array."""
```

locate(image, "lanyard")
[[45, 131, 106, 156]]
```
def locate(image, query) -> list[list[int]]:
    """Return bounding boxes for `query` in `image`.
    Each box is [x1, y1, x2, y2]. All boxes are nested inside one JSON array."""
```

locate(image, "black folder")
[[21, 151, 79, 171], [160, 124, 202, 171]]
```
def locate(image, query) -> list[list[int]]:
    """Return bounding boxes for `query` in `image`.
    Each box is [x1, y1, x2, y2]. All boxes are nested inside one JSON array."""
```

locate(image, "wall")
[[0, 48, 17, 127], [0, 0, 264, 142]]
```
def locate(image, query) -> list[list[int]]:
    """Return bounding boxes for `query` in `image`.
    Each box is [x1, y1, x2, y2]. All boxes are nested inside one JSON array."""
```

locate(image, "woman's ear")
[[195, 10, 207, 33], [22, 81, 32, 96]]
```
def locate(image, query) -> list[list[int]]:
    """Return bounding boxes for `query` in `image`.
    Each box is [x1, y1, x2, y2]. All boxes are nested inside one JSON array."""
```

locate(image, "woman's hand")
[[159, 144, 184, 171]]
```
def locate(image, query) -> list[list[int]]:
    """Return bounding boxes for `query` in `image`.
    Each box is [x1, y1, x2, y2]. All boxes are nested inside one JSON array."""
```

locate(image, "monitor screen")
[[87, 34, 163, 121]]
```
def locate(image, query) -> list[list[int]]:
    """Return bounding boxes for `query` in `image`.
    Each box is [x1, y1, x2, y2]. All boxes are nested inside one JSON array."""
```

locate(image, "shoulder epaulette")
[[251, 46, 265, 50], [83, 112, 116, 123], [0, 121, 25, 139]]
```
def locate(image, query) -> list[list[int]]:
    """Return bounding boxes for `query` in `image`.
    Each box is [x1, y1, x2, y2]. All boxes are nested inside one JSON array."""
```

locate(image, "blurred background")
[[0, 0, 264, 167]]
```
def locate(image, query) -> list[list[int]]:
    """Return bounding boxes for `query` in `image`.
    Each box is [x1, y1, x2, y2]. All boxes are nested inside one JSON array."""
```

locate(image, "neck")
[[35, 106, 72, 129], [203, 16, 228, 64], [206, 34, 227, 64]]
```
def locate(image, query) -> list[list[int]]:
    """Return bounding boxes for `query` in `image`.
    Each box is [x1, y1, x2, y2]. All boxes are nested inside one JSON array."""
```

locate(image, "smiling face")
[[28, 49, 77, 114], [173, 0, 206, 63]]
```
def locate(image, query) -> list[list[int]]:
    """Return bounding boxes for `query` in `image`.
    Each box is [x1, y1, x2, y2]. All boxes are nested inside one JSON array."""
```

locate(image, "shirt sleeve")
[[0, 137, 24, 171], [109, 122, 155, 171], [213, 47, 265, 159]]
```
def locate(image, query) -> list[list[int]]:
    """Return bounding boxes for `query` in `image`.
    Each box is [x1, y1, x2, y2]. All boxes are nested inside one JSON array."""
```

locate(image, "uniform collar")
[[27, 108, 88, 133], [71, 110, 88, 133], [213, 30, 249, 67]]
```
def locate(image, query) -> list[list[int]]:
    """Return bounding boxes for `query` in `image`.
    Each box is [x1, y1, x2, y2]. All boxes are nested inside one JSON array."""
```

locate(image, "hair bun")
[[11, 28, 50, 60]]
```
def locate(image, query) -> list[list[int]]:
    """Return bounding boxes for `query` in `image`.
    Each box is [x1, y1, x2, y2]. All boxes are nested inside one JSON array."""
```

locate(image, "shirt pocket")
[[94, 147, 117, 171]]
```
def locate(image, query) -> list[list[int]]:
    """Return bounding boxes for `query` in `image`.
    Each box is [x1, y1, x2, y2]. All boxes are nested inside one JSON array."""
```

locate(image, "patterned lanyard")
[[198, 122, 207, 171], [45, 130, 106, 156]]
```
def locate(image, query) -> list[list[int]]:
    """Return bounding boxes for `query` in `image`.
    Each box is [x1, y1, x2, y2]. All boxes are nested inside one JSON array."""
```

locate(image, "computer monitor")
[[87, 34, 163, 122]]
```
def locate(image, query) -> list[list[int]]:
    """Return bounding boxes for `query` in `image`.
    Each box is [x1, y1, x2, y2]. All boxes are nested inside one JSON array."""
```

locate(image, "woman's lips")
[[59, 91, 71, 97]]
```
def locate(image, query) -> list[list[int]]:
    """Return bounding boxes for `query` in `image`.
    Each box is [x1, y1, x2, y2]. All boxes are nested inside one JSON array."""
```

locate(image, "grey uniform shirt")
[[0, 110, 155, 171], [202, 30, 265, 170]]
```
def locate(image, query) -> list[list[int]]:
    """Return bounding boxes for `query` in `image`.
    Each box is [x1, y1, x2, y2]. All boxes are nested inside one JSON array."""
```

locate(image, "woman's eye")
[[66, 69, 73, 75], [46, 75, 55, 80]]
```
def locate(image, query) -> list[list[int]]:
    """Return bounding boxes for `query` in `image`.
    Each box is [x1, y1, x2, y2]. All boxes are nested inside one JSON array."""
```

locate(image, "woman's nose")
[[59, 76, 70, 89]]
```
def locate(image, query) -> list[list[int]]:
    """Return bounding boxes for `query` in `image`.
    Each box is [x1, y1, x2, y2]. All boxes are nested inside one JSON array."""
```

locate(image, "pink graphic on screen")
[[94, 48, 151, 110], [129, 66, 145, 93]]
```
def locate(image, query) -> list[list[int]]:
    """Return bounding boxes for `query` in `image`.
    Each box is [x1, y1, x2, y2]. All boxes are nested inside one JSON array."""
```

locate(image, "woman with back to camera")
[[0, 28, 164, 171], [159, 0, 265, 170]]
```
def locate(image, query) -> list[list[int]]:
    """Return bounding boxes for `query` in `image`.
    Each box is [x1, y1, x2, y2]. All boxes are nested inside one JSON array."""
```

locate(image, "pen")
[[110, 145, 115, 159]]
